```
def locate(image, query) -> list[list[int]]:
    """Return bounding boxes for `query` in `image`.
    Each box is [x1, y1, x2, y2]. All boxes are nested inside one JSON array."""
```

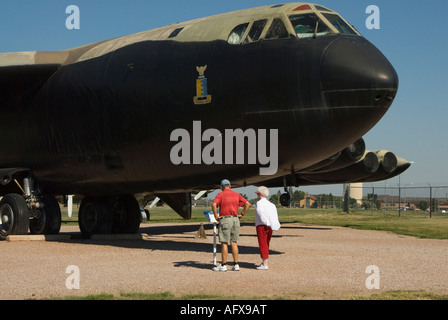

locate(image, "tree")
[[291, 190, 305, 202], [363, 193, 381, 210], [431, 198, 438, 212], [328, 193, 334, 204], [269, 193, 278, 204], [269, 190, 282, 205], [419, 201, 428, 211]]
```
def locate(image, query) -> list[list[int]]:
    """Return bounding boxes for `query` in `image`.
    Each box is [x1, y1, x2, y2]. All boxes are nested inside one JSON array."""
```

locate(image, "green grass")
[[41, 291, 174, 300], [43, 291, 269, 300], [273, 208, 448, 239], [62, 206, 448, 239], [42, 290, 448, 300], [350, 290, 448, 300], [144, 207, 448, 240]]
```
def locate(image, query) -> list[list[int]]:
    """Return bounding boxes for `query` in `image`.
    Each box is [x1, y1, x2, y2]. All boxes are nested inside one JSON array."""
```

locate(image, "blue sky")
[[1, 0, 447, 197]]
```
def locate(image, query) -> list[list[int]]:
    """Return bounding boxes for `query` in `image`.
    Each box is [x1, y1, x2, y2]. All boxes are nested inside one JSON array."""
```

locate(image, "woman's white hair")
[[256, 186, 270, 198]]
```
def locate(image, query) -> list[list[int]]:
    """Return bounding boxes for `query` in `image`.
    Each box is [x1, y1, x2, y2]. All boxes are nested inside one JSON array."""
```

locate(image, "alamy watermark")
[[66, 5, 80, 30], [365, 5, 380, 30], [365, 265, 380, 289], [65, 4, 380, 31], [170, 121, 278, 176], [65, 265, 80, 290]]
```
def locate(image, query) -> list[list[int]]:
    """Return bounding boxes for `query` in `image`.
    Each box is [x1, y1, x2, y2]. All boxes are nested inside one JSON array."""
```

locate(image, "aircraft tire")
[[111, 195, 141, 234], [30, 194, 62, 235], [0, 194, 30, 240], [79, 197, 113, 237], [280, 193, 291, 207]]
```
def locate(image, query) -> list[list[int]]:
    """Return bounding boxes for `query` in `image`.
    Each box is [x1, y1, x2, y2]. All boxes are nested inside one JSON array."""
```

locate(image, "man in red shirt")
[[212, 179, 250, 271]]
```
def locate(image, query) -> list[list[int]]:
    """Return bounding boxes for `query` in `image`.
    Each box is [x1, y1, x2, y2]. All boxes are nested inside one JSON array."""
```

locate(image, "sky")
[[0, 0, 447, 198]]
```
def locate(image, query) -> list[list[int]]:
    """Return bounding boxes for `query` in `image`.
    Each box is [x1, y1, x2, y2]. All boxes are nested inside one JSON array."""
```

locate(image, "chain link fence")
[[195, 184, 448, 218], [342, 184, 448, 217]]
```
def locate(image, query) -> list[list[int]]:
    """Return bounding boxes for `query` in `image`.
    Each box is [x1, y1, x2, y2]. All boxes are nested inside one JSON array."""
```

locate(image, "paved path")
[[1, 222, 447, 300]]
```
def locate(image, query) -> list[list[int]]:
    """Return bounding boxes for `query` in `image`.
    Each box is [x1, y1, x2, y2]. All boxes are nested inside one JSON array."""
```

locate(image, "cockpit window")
[[314, 5, 332, 12], [321, 13, 358, 35], [168, 27, 184, 38], [265, 19, 289, 40], [289, 14, 331, 38], [228, 23, 249, 44], [244, 19, 268, 43]]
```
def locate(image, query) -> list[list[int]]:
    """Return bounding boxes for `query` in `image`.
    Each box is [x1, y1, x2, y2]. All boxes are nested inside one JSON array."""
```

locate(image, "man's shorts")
[[218, 216, 240, 244]]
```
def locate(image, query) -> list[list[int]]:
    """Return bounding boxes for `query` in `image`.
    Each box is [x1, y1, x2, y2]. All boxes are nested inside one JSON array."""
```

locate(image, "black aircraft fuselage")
[[3, 36, 397, 195], [0, 3, 406, 237]]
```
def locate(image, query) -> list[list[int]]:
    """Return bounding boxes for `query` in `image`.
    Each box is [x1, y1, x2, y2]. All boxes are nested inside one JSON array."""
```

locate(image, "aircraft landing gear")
[[0, 176, 62, 240], [279, 177, 291, 207], [78, 197, 113, 237], [78, 195, 141, 237], [0, 194, 30, 240], [280, 192, 291, 207], [29, 194, 62, 235], [110, 195, 141, 234], [22, 177, 61, 235]]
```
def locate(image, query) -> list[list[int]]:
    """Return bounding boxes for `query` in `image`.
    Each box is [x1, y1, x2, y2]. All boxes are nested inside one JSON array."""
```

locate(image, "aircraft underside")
[[0, 133, 410, 241]]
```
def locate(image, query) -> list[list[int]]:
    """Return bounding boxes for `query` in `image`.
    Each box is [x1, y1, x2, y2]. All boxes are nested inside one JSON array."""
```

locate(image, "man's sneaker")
[[232, 264, 240, 271], [256, 264, 268, 270], [212, 264, 227, 272]]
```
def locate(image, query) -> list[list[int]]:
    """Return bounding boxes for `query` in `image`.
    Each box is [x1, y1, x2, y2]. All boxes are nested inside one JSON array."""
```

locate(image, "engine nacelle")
[[300, 138, 366, 173]]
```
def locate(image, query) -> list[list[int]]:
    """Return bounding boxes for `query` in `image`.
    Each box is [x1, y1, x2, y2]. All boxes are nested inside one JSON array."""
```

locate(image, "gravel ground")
[[1, 222, 447, 300]]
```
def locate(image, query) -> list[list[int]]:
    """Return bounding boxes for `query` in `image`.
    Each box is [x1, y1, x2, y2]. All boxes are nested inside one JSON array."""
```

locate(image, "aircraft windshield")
[[321, 13, 358, 35], [289, 14, 331, 38]]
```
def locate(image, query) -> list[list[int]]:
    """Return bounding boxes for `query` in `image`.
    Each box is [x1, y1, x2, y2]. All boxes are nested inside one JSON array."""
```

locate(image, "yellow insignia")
[[194, 65, 212, 105]]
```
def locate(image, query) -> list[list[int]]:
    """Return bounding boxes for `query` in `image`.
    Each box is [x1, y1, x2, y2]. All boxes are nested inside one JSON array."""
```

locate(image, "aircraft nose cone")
[[321, 36, 399, 104]]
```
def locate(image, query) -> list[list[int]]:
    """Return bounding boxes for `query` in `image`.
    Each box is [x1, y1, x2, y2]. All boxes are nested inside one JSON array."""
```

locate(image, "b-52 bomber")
[[0, 3, 410, 239]]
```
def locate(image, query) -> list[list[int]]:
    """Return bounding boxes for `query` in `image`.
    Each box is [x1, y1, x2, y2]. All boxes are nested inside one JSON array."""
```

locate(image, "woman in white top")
[[254, 186, 281, 270]]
